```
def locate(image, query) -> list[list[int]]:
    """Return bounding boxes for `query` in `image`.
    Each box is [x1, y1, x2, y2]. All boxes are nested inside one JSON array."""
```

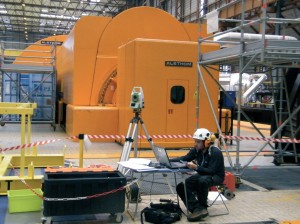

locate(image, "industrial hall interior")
[[0, 0, 300, 223]]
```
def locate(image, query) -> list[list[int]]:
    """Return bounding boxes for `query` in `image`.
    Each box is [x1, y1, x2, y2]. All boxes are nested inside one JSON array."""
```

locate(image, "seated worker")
[[170, 128, 225, 222]]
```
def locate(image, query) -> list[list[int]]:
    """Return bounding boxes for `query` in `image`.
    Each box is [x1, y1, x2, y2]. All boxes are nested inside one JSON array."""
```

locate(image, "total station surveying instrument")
[[118, 87, 154, 174]]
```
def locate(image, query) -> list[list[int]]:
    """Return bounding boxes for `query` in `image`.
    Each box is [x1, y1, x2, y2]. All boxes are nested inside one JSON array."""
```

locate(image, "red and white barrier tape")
[[1, 134, 299, 153], [0, 139, 62, 153], [87, 134, 300, 142], [86, 134, 193, 139], [151, 134, 193, 139], [0, 136, 81, 152], [87, 135, 125, 139], [221, 135, 300, 143]]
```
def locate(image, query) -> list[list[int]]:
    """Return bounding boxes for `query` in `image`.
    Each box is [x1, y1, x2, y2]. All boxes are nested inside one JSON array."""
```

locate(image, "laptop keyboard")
[[149, 162, 166, 168], [170, 162, 187, 168]]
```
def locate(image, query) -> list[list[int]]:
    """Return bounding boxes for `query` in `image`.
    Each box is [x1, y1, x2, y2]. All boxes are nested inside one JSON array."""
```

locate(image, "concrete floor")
[[0, 122, 300, 224]]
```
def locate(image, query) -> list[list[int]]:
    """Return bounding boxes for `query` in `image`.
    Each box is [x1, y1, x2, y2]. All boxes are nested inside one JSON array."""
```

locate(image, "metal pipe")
[[213, 32, 297, 42], [198, 64, 234, 168], [235, 0, 246, 174], [242, 74, 267, 104]]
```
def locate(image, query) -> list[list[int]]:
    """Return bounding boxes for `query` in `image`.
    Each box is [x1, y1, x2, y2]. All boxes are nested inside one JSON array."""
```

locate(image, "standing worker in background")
[[170, 128, 225, 222]]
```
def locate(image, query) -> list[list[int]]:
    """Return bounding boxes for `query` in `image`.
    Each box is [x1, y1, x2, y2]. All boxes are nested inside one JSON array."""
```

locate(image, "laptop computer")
[[152, 145, 187, 169]]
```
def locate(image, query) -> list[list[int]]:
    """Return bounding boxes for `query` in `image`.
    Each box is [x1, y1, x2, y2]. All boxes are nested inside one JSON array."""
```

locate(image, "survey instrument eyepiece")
[[130, 87, 144, 110]]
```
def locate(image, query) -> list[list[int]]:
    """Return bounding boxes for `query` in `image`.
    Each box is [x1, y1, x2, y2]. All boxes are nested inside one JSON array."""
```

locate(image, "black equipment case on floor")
[[42, 170, 126, 217]]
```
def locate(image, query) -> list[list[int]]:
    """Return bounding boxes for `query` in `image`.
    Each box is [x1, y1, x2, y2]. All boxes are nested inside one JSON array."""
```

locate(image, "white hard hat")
[[193, 128, 211, 140]]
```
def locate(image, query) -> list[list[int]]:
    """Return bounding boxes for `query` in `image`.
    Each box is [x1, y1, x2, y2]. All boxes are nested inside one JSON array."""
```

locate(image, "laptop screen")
[[152, 145, 172, 167]]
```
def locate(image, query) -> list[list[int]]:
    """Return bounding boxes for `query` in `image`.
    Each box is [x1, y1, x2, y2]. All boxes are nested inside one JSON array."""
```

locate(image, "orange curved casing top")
[[91, 6, 198, 106], [57, 16, 112, 105], [58, 7, 202, 106]]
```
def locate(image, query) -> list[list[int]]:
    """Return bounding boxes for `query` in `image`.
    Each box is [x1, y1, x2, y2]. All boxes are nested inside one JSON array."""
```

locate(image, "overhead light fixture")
[[22, 3, 25, 7], [42, 9, 48, 13], [0, 10, 7, 14], [90, 0, 100, 5], [41, 13, 79, 20]]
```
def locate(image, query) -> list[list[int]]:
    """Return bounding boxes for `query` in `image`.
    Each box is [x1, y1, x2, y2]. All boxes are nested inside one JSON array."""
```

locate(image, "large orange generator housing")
[[56, 6, 220, 148]]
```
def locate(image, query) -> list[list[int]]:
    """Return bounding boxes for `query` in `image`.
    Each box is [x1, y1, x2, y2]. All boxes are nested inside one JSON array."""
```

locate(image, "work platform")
[[0, 64, 54, 73], [200, 39, 300, 68]]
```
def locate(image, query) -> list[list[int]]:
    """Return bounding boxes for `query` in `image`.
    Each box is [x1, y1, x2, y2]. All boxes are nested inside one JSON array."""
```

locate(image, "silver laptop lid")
[[152, 145, 171, 167]]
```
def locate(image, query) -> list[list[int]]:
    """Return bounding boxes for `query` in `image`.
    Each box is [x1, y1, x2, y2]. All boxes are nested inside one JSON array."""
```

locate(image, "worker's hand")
[[187, 162, 198, 170]]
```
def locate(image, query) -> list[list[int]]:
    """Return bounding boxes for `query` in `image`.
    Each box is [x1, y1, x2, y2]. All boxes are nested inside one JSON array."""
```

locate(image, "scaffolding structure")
[[0, 41, 57, 129], [197, 0, 300, 177]]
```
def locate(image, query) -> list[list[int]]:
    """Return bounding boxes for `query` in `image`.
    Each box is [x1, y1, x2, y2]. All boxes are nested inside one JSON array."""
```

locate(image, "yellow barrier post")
[[27, 162, 34, 179], [0, 102, 37, 177], [78, 134, 84, 168], [20, 114, 26, 177], [26, 114, 31, 155]]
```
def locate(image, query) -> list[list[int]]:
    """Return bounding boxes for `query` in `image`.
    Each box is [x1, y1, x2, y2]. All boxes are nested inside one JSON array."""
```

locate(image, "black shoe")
[[187, 208, 208, 222]]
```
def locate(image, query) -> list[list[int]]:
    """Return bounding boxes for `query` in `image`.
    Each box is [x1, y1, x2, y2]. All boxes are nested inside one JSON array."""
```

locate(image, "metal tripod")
[[118, 109, 154, 174], [118, 109, 175, 196]]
